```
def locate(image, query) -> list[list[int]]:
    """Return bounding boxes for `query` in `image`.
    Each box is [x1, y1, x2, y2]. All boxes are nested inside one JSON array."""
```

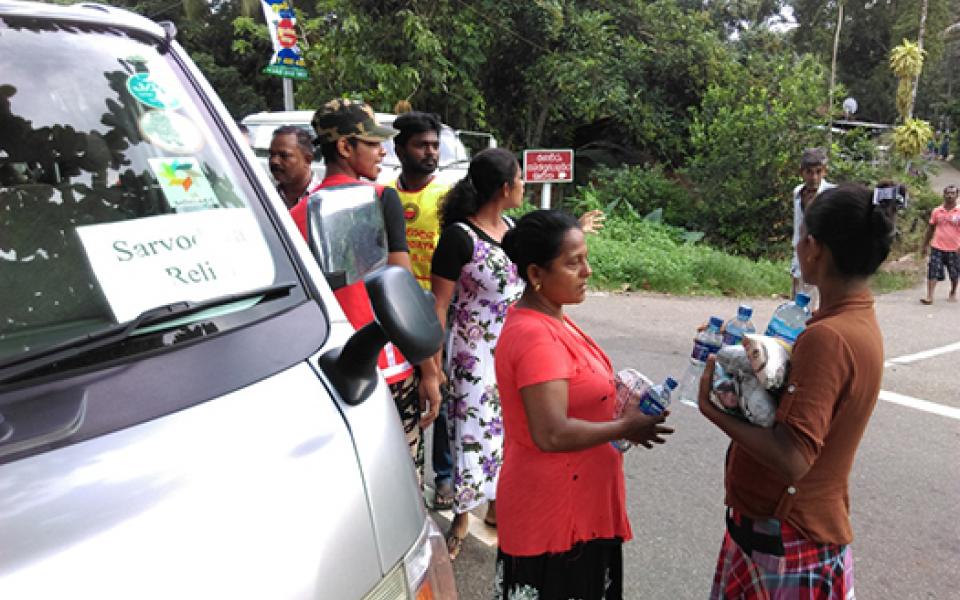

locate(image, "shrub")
[[685, 54, 828, 258], [586, 216, 790, 296], [892, 177, 942, 257], [567, 164, 699, 227], [828, 129, 884, 184]]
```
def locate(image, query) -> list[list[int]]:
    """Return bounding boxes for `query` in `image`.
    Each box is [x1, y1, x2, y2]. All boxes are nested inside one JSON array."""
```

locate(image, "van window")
[[0, 18, 307, 372]]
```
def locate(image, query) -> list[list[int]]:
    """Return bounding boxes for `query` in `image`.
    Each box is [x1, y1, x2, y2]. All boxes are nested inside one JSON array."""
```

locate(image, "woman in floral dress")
[[430, 148, 525, 559]]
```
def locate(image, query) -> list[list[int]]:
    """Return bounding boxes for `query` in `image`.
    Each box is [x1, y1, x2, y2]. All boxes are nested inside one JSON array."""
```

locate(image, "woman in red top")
[[494, 210, 673, 600]]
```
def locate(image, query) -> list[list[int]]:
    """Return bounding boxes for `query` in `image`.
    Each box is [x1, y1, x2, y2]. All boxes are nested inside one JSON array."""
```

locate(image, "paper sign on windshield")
[[76, 209, 277, 323]]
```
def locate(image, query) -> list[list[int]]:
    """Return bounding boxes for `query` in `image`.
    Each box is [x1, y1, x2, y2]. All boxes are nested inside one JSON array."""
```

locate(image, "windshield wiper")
[[0, 282, 296, 384]]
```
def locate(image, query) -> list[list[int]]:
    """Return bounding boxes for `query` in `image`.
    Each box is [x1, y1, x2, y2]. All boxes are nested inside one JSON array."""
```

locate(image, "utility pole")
[[827, 1, 843, 151], [908, 0, 929, 120], [283, 79, 294, 111]]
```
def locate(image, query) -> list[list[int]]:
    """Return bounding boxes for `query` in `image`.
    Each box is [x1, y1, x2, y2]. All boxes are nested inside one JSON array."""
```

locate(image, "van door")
[[0, 10, 386, 598]]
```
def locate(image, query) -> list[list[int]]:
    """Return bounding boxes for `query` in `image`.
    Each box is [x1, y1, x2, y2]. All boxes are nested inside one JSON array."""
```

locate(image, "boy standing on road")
[[791, 148, 836, 301], [920, 185, 960, 304]]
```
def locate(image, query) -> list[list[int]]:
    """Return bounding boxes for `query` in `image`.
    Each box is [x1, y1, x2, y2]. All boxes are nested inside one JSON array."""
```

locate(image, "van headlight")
[[403, 516, 457, 599], [363, 517, 457, 600]]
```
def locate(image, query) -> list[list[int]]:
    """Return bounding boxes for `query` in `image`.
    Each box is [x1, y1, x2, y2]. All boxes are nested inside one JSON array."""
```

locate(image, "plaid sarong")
[[710, 510, 855, 600]]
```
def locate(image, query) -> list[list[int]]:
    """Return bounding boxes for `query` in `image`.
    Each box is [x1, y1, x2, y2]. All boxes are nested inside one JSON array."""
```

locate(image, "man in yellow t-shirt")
[[388, 111, 448, 290], [387, 110, 454, 509]]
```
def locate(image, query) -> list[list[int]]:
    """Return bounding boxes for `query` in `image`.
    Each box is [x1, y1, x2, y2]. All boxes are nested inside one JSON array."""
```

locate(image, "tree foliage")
[[289, 0, 493, 128], [95, 0, 958, 257], [686, 53, 829, 256], [792, 0, 959, 123], [99, 0, 281, 118]]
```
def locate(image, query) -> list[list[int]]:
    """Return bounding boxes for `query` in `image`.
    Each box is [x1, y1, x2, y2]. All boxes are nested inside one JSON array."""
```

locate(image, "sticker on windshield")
[[126, 72, 182, 110], [75, 209, 277, 323], [148, 157, 219, 212], [139, 111, 203, 154]]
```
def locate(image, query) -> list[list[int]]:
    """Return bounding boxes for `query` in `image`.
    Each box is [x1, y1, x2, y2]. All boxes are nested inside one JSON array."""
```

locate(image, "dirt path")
[[926, 158, 960, 193]]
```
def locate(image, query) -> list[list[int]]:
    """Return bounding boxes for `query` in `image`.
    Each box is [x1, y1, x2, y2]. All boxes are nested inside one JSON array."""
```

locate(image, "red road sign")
[[523, 149, 574, 183]]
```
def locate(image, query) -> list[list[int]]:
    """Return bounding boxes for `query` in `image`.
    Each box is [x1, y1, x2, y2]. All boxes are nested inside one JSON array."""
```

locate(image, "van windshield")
[[0, 18, 302, 365]]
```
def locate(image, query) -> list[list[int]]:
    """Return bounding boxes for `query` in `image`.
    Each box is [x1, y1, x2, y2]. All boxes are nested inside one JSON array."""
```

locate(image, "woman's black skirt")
[[493, 538, 623, 600]]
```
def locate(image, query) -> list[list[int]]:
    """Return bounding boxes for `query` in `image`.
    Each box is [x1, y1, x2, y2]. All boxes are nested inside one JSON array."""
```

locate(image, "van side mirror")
[[306, 185, 387, 290], [319, 266, 442, 406]]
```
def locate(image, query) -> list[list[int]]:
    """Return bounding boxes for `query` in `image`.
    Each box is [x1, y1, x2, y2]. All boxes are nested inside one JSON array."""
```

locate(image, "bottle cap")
[[708, 316, 724, 330], [795, 293, 811, 307], [665, 377, 678, 389], [737, 304, 753, 319]]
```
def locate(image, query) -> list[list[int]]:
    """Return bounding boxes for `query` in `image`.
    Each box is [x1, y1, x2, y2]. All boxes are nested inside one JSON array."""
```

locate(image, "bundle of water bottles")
[[676, 294, 813, 427], [611, 369, 677, 453]]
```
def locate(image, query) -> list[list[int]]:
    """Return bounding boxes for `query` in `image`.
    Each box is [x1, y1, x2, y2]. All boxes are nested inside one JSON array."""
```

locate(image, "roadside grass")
[[586, 216, 921, 297], [870, 270, 921, 295], [587, 218, 791, 296]]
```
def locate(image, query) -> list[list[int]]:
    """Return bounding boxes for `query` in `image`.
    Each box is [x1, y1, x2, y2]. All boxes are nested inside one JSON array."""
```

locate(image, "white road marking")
[[885, 341, 960, 367], [879, 390, 960, 420], [681, 387, 959, 420]]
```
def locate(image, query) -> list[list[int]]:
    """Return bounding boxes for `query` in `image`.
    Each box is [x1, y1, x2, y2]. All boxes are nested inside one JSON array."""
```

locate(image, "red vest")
[[290, 174, 414, 384]]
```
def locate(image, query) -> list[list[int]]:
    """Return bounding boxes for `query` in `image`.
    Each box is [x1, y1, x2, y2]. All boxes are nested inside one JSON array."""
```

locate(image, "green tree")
[[792, 0, 959, 123], [686, 52, 829, 256], [480, 0, 733, 164], [276, 0, 494, 128], [92, 0, 281, 118], [677, 0, 787, 37]]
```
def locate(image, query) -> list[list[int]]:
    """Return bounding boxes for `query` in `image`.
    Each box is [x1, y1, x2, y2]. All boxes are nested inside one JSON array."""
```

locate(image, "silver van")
[[0, 2, 456, 598]]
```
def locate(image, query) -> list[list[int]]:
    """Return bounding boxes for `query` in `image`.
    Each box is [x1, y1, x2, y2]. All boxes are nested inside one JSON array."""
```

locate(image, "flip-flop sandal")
[[445, 529, 466, 561], [432, 486, 454, 511], [920, 298, 933, 305]]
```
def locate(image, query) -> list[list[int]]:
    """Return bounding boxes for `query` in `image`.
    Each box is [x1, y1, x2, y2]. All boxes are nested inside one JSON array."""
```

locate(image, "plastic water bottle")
[[612, 377, 677, 452], [722, 305, 756, 347], [679, 317, 724, 406], [764, 292, 812, 346], [638, 377, 678, 415]]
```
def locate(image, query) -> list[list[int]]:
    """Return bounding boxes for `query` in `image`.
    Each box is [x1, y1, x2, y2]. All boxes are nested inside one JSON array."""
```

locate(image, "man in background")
[[920, 184, 960, 304], [269, 125, 317, 209], [791, 147, 835, 301], [387, 110, 454, 509]]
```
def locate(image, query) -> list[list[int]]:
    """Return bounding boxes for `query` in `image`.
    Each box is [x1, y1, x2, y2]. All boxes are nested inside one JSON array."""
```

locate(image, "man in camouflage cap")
[[287, 98, 441, 491], [309, 98, 398, 184], [312, 98, 398, 146]]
